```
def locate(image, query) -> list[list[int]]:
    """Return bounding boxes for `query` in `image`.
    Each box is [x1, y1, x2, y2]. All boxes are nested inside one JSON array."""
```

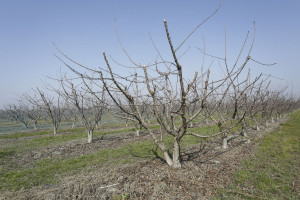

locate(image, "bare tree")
[[56, 25, 252, 168], [19, 96, 43, 130], [64, 105, 79, 129], [4, 103, 29, 128], [34, 88, 66, 134], [54, 2, 283, 167], [58, 76, 105, 143]]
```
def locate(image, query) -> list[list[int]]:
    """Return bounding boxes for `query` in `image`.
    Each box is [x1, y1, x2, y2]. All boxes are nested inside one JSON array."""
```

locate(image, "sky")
[[0, 0, 299, 108]]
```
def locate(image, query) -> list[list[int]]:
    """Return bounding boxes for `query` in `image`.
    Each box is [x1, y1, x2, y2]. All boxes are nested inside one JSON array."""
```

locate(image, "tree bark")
[[33, 120, 38, 130], [171, 138, 182, 168], [222, 137, 228, 149], [240, 128, 247, 137], [135, 123, 142, 136], [135, 129, 140, 137], [23, 123, 28, 129], [240, 124, 247, 137], [71, 121, 75, 129], [163, 151, 173, 167], [88, 130, 93, 143], [95, 122, 99, 130], [53, 126, 57, 134], [256, 123, 260, 131]]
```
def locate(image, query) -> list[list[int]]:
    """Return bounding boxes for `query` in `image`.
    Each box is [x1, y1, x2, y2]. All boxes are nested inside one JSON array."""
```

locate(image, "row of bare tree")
[[1, 6, 299, 168]]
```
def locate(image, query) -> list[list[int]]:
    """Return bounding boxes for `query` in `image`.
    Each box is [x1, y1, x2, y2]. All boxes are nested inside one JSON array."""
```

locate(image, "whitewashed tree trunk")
[[33, 120, 38, 130], [88, 130, 93, 143], [163, 151, 173, 167], [241, 123, 247, 137], [135, 123, 142, 136], [222, 137, 228, 149], [71, 121, 75, 129], [54, 126, 57, 134], [135, 129, 140, 137], [241, 128, 247, 137], [256, 123, 260, 131], [171, 138, 181, 168]]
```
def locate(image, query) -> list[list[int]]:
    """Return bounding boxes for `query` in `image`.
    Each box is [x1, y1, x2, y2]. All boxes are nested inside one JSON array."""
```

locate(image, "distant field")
[[0, 113, 124, 135]]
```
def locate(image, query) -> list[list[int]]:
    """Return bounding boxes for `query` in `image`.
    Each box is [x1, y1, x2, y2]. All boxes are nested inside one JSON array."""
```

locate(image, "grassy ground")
[[214, 111, 300, 200], [1, 111, 299, 198], [0, 120, 216, 192]]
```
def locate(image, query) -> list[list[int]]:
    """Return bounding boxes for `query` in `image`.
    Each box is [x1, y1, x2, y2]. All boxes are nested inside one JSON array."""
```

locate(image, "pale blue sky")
[[0, 0, 299, 108]]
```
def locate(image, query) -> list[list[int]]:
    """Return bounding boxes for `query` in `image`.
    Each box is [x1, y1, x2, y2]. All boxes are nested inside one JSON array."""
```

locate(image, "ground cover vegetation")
[[0, 1, 299, 198], [214, 110, 300, 200]]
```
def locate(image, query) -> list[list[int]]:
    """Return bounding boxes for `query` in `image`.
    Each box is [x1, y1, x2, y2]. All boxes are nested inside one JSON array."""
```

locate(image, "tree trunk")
[[265, 120, 269, 127], [163, 151, 173, 167], [256, 123, 260, 131], [135, 123, 142, 136], [135, 129, 140, 137], [240, 124, 247, 137], [71, 121, 75, 129], [33, 120, 38, 131], [240, 128, 247, 137], [222, 137, 228, 149], [88, 130, 93, 143], [171, 138, 181, 168], [53, 126, 57, 134], [23, 123, 28, 129], [271, 117, 274, 123]]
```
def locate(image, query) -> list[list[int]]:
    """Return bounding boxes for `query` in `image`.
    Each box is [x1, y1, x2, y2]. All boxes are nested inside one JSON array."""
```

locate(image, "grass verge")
[[214, 111, 300, 200]]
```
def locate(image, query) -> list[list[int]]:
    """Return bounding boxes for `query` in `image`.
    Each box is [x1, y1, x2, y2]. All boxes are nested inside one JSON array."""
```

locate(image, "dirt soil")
[[0, 119, 286, 200]]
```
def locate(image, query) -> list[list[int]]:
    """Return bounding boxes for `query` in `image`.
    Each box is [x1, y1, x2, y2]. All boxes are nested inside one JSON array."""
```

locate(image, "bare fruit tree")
[[4, 103, 29, 129], [33, 88, 66, 134], [19, 95, 44, 131], [58, 75, 106, 143], [54, 3, 280, 168]]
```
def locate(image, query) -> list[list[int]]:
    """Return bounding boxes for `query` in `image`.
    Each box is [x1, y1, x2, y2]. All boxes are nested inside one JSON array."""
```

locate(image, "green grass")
[[2, 112, 292, 193], [1, 126, 138, 152], [215, 110, 300, 200], [0, 149, 16, 166], [0, 130, 53, 139], [0, 124, 216, 191], [0, 138, 157, 191]]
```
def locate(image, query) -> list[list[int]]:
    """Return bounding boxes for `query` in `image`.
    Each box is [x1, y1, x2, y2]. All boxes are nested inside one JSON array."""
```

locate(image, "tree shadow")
[[181, 137, 246, 165]]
